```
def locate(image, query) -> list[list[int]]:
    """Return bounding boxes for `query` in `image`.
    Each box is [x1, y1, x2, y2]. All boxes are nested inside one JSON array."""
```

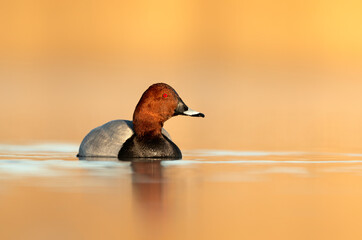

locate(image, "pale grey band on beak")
[[182, 108, 205, 118]]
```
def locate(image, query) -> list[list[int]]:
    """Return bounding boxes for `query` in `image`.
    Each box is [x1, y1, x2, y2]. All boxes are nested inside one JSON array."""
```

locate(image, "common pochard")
[[77, 83, 204, 159]]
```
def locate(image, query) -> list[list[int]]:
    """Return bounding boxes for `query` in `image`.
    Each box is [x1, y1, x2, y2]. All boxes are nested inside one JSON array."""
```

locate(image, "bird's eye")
[[162, 93, 168, 98]]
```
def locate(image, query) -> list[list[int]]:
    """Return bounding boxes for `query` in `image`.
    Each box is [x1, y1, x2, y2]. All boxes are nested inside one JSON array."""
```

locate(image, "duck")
[[77, 83, 205, 160]]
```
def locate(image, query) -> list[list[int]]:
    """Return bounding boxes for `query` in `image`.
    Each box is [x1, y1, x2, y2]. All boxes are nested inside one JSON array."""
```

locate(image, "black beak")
[[174, 98, 205, 118]]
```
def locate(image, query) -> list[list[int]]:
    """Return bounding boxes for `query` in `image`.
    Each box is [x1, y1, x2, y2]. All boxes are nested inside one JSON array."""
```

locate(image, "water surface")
[[1, 144, 362, 240]]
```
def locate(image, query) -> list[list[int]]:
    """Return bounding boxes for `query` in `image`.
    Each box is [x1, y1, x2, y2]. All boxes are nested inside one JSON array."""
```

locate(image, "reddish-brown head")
[[133, 83, 204, 137]]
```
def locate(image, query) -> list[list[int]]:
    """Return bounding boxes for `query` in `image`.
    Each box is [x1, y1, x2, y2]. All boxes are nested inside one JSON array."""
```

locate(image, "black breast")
[[118, 134, 182, 160]]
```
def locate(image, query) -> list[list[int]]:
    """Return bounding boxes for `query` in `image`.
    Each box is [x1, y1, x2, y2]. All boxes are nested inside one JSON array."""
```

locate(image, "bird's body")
[[78, 120, 171, 158]]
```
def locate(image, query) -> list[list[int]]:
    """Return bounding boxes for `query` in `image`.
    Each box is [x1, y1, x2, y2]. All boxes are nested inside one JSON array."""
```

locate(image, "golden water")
[[1, 144, 362, 240], [2, 1, 362, 239]]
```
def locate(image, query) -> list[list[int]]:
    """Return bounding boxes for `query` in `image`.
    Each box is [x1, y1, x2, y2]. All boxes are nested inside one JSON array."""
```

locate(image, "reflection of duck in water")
[[77, 83, 204, 160], [77, 158, 166, 218], [131, 161, 164, 213]]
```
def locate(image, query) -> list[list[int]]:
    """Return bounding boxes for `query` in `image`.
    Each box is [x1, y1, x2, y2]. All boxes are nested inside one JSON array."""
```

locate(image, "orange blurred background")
[[1, 0, 362, 152]]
